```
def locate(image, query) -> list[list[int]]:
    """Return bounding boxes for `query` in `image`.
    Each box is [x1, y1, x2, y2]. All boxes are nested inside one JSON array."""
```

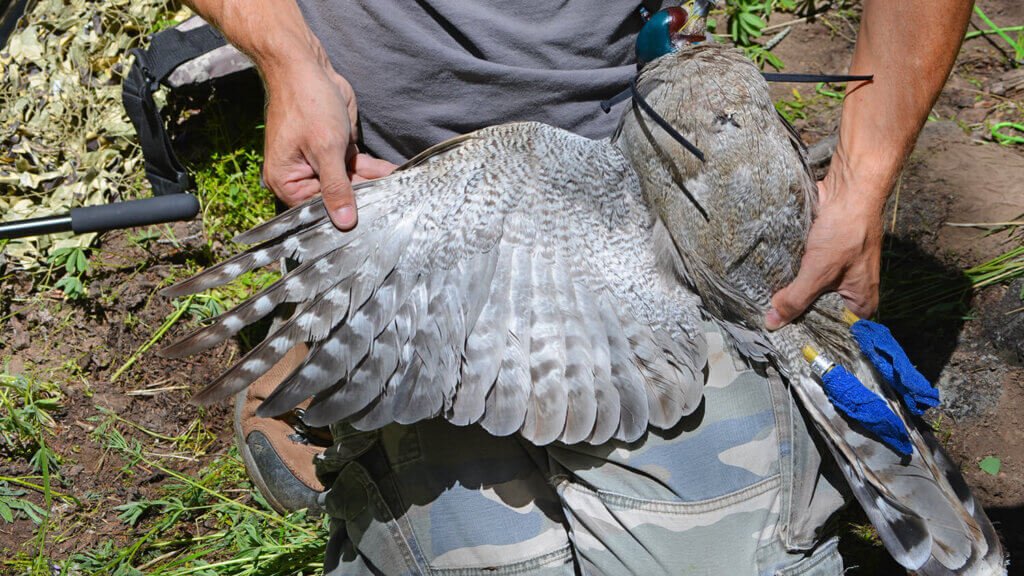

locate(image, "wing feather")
[[575, 283, 619, 444], [480, 244, 534, 436], [451, 244, 513, 425], [165, 122, 708, 444], [521, 250, 569, 445], [599, 296, 650, 443], [552, 252, 598, 445]]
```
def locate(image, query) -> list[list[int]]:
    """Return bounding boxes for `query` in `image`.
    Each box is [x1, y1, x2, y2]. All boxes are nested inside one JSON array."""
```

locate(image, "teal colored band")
[[636, 10, 676, 66]]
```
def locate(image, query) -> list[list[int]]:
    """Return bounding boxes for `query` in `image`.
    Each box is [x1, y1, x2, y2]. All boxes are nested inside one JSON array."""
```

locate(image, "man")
[[182, 0, 973, 573]]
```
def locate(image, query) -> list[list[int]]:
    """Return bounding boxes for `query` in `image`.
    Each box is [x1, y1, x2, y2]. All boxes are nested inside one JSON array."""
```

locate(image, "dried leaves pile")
[[0, 0, 187, 269]]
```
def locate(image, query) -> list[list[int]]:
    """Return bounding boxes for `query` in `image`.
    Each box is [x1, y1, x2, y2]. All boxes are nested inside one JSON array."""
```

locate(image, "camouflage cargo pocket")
[[320, 420, 576, 575], [771, 538, 842, 576], [546, 324, 843, 575], [556, 475, 790, 575]]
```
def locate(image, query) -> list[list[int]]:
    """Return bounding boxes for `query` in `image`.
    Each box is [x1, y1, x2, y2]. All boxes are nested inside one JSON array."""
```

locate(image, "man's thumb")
[[765, 272, 824, 331]]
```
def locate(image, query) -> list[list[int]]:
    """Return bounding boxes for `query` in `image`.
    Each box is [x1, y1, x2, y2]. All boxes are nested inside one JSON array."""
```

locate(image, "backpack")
[[122, 16, 255, 196]]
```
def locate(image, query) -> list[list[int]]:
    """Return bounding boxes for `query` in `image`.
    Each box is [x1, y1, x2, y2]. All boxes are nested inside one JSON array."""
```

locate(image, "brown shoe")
[[234, 342, 329, 515]]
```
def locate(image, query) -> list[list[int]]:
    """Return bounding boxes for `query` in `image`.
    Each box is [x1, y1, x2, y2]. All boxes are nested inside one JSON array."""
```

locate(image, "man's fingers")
[[766, 265, 835, 330], [838, 276, 879, 319], [318, 148, 358, 230], [350, 153, 399, 180]]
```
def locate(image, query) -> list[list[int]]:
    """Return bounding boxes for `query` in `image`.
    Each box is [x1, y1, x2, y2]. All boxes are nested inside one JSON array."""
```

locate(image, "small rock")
[[11, 321, 30, 351], [77, 353, 94, 371]]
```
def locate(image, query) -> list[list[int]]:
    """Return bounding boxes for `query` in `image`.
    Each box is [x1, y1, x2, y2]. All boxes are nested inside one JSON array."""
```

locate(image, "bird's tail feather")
[[767, 322, 1005, 575]]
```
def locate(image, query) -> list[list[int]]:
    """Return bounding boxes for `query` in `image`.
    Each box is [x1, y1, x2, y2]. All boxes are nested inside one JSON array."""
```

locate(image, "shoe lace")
[[281, 408, 334, 447]]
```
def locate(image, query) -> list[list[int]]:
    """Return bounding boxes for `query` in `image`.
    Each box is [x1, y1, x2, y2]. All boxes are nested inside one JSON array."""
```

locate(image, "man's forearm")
[[833, 0, 973, 207], [767, 0, 973, 325], [183, 0, 328, 83], [184, 0, 369, 229]]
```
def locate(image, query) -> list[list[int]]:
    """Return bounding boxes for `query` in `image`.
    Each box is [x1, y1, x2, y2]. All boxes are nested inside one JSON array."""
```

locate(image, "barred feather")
[[168, 122, 706, 449], [600, 297, 650, 443], [552, 253, 597, 445], [522, 250, 569, 445], [575, 284, 619, 445], [450, 244, 513, 426], [480, 245, 534, 437]]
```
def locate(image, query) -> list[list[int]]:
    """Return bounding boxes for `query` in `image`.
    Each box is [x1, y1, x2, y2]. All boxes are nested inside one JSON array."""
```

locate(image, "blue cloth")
[[850, 320, 940, 415], [821, 365, 912, 455]]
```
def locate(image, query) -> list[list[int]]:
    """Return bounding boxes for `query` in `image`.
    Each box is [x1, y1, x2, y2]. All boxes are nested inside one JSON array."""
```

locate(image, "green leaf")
[[0, 500, 13, 523], [55, 275, 85, 299], [75, 248, 88, 273], [739, 11, 767, 29], [979, 457, 1002, 475]]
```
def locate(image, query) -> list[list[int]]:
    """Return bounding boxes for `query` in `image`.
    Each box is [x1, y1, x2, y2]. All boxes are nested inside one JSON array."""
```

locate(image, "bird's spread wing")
[[161, 122, 707, 445]]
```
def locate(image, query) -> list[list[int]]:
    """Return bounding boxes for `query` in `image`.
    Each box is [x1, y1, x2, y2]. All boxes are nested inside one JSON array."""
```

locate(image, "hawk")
[[162, 4, 1005, 573]]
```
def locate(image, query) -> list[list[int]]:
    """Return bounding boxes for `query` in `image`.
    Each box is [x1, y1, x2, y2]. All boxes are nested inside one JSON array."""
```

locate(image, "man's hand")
[[180, 0, 398, 231], [765, 175, 884, 330], [763, 0, 973, 330], [263, 61, 397, 229]]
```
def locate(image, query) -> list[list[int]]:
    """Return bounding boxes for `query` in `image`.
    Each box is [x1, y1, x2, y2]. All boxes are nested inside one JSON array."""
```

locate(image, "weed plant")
[[71, 419, 325, 576]]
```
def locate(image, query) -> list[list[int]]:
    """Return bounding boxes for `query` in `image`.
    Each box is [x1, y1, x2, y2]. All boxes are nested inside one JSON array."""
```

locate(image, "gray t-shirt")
[[297, 1, 668, 164]]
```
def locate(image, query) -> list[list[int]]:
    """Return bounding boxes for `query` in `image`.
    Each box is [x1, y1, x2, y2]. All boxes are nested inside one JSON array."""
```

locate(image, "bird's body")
[[164, 41, 1004, 575]]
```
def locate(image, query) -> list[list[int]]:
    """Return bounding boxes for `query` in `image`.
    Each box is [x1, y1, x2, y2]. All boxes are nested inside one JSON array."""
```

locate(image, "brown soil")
[[1, 2, 1023, 573], [0, 222, 241, 560]]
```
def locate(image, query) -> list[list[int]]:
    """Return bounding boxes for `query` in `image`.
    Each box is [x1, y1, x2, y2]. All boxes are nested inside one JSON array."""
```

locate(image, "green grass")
[[774, 83, 846, 123], [0, 367, 66, 576], [0, 384, 323, 576], [2, 85, 286, 574], [71, 419, 325, 576], [0, 368, 62, 473], [879, 230, 1024, 322], [194, 147, 276, 244], [44, 93, 291, 575], [972, 5, 1024, 63]]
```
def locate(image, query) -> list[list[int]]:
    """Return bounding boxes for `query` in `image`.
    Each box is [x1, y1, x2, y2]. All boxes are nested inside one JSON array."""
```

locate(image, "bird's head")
[[636, 1, 715, 67]]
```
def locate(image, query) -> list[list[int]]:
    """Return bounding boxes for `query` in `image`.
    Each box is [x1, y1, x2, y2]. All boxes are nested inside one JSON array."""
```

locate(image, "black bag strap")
[[122, 24, 227, 195]]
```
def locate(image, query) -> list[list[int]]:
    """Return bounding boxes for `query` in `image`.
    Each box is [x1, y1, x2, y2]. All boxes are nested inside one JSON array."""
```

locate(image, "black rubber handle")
[[70, 194, 200, 234]]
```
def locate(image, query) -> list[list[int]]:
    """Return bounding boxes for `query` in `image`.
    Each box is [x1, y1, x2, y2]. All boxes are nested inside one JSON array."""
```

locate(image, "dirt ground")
[[0, 223, 241, 558], [1, 2, 1023, 574]]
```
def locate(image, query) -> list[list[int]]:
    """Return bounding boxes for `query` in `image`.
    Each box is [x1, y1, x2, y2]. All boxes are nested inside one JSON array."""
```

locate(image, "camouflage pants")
[[316, 323, 847, 576]]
